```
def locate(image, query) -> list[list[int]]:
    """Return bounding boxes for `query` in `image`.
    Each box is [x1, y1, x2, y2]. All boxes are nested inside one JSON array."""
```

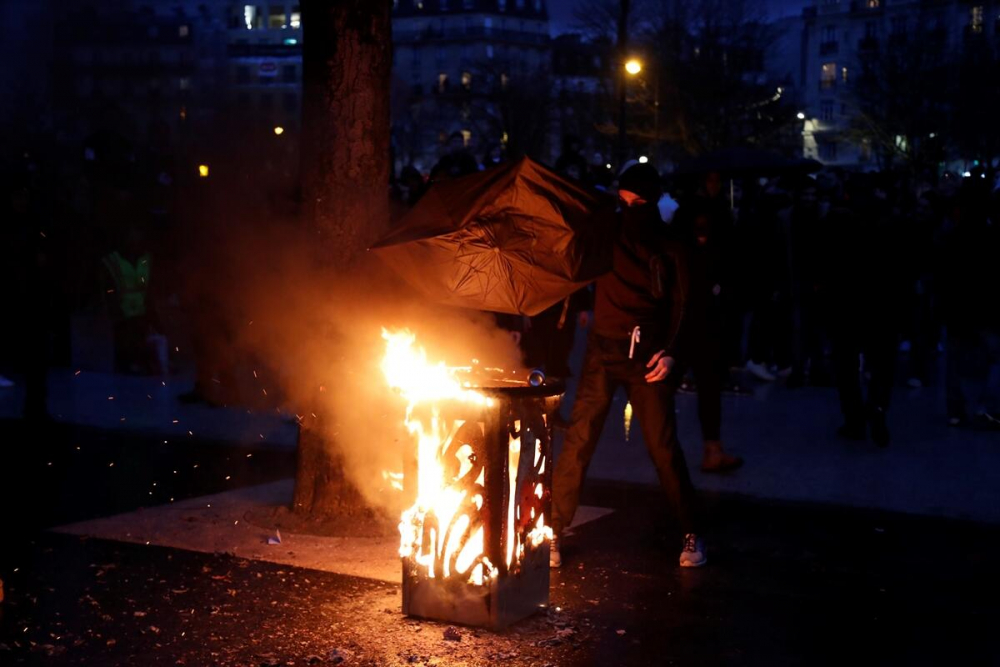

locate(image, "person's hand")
[[577, 311, 591, 329], [644, 350, 675, 383]]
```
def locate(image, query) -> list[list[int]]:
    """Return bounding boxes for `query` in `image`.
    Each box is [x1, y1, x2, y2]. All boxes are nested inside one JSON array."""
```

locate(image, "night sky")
[[546, 0, 810, 35]]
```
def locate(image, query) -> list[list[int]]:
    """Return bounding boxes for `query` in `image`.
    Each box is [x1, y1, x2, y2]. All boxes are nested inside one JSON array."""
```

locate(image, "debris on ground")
[[443, 626, 462, 641]]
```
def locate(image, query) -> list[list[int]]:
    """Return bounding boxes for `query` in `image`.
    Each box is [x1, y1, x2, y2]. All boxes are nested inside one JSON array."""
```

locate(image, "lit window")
[[460, 129, 471, 145], [841, 66, 848, 82], [821, 62, 836, 87], [178, 25, 189, 37], [971, 6, 984, 33], [500, 72, 509, 89], [438, 72, 448, 92], [243, 5, 258, 30], [290, 6, 301, 29], [867, 0, 879, 7], [461, 71, 472, 90], [269, 5, 286, 29]]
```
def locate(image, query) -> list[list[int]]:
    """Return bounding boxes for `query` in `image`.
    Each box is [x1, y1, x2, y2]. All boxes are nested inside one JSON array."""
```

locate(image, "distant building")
[[224, 3, 302, 133], [391, 0, 551, 171], [768, 0, 999, 167]]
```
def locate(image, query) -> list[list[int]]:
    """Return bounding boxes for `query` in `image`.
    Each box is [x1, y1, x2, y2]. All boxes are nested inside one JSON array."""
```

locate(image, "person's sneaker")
[[679, 533, 707, 568], [869, 407, 890, 447], [549, 535, 562, 568], [745, 360, 776, 382]]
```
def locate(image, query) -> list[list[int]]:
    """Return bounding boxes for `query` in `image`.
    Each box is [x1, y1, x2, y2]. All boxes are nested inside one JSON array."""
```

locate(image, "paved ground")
[[1, 345, 998, 665], [2, 420, 999, 666], [4, 341, 998, 523]]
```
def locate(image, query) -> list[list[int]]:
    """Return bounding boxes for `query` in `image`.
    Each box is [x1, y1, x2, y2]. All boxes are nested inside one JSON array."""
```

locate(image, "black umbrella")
[[371, 157, 615, 316]]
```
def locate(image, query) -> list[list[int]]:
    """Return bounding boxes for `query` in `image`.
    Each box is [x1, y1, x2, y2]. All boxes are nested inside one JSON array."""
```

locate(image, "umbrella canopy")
[[372, 157, 615, 316]]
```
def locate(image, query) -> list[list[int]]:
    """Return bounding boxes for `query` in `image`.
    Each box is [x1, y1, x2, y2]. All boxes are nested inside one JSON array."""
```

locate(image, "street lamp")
[[624, 58, 642, 76], [796, 112, 806, 120], [274, 126, 285, 135]]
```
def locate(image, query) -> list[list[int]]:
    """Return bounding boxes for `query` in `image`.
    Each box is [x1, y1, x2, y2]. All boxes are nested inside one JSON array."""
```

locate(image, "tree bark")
[[293, 0, 392, 516]]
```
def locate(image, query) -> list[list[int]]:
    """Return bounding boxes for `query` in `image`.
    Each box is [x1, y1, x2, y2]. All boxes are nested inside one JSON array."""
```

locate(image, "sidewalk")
[[0, 369, 298, 449], [2, 340, 999, 523]]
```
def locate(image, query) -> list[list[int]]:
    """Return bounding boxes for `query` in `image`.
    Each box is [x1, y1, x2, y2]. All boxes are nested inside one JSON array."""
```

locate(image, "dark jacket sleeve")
[[660, 241, 690, 357]]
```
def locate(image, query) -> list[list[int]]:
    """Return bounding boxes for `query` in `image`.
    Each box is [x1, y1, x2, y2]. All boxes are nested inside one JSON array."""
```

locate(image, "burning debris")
[[381, 329, 562, 629]]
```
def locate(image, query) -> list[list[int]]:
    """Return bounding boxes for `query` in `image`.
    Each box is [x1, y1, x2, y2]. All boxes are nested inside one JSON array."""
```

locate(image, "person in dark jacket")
[[672, 173, 744, 472], [551, 164, 706, 569], [940, 180, 1000, 427], [826, 174, 904, 446]]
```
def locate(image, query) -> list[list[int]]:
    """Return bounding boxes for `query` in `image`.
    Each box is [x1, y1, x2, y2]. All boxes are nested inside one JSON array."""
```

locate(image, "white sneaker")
[[679, 533, 707, 568], [0, 375, 14, 388], [549, 536, 562, 568], [745, 361, 776, 382]]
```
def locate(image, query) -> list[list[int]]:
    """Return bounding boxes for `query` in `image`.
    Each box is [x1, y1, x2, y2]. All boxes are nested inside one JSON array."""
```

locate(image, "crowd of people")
[[393, 137, 1000, 449]]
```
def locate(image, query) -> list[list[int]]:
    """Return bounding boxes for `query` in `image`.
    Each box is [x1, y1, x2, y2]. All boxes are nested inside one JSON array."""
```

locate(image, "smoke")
[[176, 189, 525, 516]]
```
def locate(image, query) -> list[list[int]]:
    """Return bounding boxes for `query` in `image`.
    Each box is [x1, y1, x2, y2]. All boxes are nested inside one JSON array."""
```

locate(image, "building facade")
[[770, 0, 1000, 167], [391, 0, 551, 171]]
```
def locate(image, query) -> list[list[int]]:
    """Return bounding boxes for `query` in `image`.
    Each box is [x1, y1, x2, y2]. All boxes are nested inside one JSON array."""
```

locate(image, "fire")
[[382, 329, 496, 586], [382, 328, 552, 588]]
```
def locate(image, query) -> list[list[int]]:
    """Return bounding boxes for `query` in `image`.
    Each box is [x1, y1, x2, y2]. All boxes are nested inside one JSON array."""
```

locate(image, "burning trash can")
[[383, 331, 562, 629]]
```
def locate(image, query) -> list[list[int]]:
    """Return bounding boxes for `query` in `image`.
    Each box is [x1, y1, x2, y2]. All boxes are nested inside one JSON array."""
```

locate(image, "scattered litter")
[[443, 626, 462, 642], [267, 530, 282, 546]]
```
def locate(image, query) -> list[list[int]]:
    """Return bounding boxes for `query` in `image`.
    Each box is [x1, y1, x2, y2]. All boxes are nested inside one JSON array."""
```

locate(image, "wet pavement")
[[2, 420, 999, 666]]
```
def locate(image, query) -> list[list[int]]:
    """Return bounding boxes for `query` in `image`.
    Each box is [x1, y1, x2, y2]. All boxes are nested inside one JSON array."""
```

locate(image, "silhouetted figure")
[[673, 172, 743, 472], [430, 132, 479, 180], [551, 164, 706, 569], [827, 175, 903, 447], [940, 180, 1000, 427]]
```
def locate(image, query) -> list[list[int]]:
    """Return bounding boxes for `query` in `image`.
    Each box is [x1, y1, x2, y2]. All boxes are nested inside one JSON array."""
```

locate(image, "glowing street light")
[[273, 126, 285, 136], [624, 59, 642, 75], [797, 112, 806, 120], [198, 164, 209, 178], [638, 156, 649, 164]]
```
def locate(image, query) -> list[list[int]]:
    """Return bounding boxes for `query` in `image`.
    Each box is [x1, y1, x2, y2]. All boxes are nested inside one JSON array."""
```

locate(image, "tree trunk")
[[293, 0, 392, 516]]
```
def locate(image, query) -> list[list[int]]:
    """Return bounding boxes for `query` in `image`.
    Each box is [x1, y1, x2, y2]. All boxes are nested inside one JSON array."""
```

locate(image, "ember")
[[381, 329, 561, 628]]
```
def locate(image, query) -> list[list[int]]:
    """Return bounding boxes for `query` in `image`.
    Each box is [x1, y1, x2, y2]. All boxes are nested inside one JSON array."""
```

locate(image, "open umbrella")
[[372, 157, 615, 316]]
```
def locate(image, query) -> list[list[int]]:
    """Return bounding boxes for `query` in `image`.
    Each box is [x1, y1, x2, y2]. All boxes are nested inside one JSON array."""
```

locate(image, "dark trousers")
[[552, 333, 700, 534], [831, 306, 898, 421], [748, 290, 793, 368], [679, 311, 723, 442]]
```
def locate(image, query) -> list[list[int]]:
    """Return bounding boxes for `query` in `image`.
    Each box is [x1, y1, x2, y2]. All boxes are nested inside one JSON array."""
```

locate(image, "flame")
[[624, 400, 633, 441], [382, 328, 551, 587], [383, 329, 496, 586]]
